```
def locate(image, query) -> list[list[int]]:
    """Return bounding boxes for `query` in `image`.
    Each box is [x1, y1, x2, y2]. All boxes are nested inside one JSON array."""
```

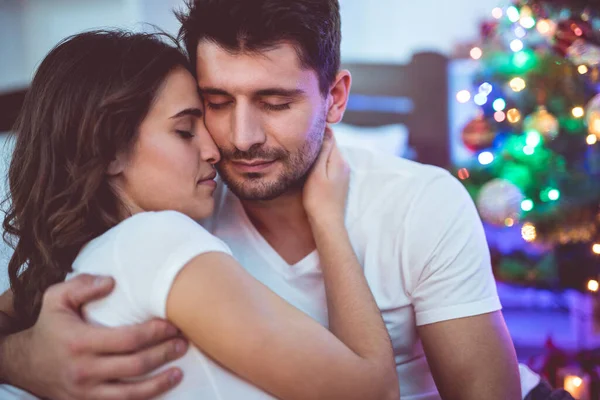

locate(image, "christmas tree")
[[455, 0, 600, 292]]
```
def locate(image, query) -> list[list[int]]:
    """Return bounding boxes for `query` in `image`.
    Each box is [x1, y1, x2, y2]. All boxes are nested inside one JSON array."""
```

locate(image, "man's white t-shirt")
[[67, 211, 276, 400], [202, 145, 502, 400]]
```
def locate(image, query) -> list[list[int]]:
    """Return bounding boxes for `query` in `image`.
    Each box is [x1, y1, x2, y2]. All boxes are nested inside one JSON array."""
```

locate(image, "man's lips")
[[230, 159, 277, 173]]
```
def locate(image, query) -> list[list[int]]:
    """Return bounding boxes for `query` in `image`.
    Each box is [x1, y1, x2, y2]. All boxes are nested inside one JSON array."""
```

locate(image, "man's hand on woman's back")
[[0, 274, 188, 400]]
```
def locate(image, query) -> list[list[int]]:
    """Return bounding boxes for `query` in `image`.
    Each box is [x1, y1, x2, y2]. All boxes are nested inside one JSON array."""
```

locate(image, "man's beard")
[[215, 114, 327, 201]]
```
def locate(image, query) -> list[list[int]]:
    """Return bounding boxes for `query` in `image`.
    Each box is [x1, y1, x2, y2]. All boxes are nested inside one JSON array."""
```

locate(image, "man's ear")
[[326, 70, 352, 124], [107, 152, 127, 176]]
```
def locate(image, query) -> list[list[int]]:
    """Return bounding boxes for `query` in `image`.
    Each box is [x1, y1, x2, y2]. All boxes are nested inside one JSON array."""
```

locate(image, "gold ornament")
[[523, 106, 559, 140]]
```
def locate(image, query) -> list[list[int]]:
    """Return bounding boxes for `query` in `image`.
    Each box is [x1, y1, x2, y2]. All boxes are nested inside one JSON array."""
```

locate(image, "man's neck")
[[241, 189, 316, 265]]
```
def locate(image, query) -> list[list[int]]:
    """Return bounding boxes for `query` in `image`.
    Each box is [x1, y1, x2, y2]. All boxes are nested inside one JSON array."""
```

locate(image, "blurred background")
[[1, 0, 600, 398]]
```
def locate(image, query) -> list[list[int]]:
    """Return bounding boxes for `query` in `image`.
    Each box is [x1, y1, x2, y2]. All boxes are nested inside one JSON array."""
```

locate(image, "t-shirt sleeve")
[[112, 211, 233, 319], [405, 172, 501, 326]]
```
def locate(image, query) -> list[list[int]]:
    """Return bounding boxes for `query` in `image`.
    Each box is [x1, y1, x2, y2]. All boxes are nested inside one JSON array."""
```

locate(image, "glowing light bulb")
[[507, 6, 520, 22], [526, 131, 541, 147], [494, 111, 506, 122], [548, 189, 560, 201], [579, 65, 589, 74], [479, 82, 493, 95], [507, 108, 521, 123], [523, 145, 535, 155], [587, 134, 597, 145], [572, 107, 585, 118], [474, 93, 488, 106], [470, 47, 483, 60], [510, 39, 524, 52], [492, 7, 503, 19], [521, 199, 534, 212], [537, 20, 551, 35], [493, 99, 506, 112], [478, 151, 494, 165], [520, 16, 536, 29], [521, 223, 536, 242], [588, 280, 599, 292], [593, 244, 600, 254], [509, 77, 526, 92], [456, 90, 471, 103]]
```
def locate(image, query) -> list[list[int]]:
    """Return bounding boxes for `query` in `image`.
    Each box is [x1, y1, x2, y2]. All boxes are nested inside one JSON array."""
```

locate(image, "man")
[[0, 0, 522, 399]]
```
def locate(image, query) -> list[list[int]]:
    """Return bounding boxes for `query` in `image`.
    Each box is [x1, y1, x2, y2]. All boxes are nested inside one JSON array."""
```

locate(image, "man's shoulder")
[[341, 145, 456, 205]]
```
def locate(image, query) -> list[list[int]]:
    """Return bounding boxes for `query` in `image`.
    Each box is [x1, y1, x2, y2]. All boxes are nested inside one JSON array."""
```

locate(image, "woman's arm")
[[167, 131, 398, 400], [167, 252, 398, 400]]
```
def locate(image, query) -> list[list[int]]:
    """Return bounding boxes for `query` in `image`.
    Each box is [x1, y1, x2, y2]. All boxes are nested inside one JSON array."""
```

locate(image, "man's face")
[[196, 41, 328, 201]]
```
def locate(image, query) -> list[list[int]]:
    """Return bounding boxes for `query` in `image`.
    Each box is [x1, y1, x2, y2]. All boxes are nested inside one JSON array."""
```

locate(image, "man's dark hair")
[[176, 0, 341, 95]]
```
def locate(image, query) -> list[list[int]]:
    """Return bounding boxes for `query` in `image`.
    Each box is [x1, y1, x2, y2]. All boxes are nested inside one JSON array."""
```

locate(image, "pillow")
[[332, 123, 409, 158]]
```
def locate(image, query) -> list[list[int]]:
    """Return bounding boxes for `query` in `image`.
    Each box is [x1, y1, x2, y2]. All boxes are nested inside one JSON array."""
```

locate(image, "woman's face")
[[111, 67, 220, 221]]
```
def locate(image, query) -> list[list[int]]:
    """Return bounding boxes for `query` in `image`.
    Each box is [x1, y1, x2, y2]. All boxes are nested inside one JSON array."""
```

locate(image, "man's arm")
[[404, 172, 520, 399], [0, 274, 187, 400], [418, 312, 521, 400]]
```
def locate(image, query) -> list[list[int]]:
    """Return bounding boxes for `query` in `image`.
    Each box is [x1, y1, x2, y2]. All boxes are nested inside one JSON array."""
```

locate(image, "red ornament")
[[461, 115, 496, 152], [553, 18, 594, 56]]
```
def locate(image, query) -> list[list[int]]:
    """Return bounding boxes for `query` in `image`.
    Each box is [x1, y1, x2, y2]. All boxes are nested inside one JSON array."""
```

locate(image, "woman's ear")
[[326, 70, 352, 124], [107, 152, 127, 176]]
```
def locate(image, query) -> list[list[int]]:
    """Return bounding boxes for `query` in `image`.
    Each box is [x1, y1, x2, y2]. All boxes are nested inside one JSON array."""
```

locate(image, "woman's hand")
[[303, 127, 350, 225]]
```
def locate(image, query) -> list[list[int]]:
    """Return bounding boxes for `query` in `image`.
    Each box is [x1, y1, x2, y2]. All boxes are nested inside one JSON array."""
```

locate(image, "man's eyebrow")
[[254, 88, 305, 97], [198, 87, 305, 97], [169, 108, 203, 119], [198, 87, 231, 96]]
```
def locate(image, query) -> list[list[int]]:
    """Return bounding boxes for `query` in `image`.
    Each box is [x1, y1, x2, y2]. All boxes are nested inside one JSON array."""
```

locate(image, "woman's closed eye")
[[176, 130, 195, 139]]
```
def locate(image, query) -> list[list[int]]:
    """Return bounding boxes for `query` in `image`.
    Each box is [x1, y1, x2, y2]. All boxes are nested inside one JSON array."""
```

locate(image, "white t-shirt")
[[67, 211, 275, 400], [201, 145, 502, 400]]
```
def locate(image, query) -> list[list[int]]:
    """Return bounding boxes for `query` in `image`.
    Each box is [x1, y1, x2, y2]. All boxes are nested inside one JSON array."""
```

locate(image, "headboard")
[[342, 52, 449, 167], [0, 52, 449, 167]]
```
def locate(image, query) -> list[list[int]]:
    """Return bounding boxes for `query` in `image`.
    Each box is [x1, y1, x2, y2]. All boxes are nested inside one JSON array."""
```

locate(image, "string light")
[[510, 39, 524, 52], [492, 7, 503, 19], [479, 82, 493, 95], [587, 134, 597, 145], [456, 90, 471, 103], [506, 6, 520, 23], [572, 107, 585, 118], [593, 244, 600, 254], [588, 280, 599, 292], [548, 189, 560, 201], [493, 98, 507, 111], [494, 111, 506, 122], [505, 218, 515, 227], [458, 168, 470, 180], [478, 151, 494, 165], [579, 65, 589, 74], [509, 77, 526, 92], [507, 108, 521, 123], [521, 199, 534, 212], [470, 47, 483, 60], [526, 131, 542, 147], [520, 16, 536, 29], [474, 93, 488, 106], [537, 19, 552, 35], [523, 145, 535, 155], [522, 223, 537, 242]]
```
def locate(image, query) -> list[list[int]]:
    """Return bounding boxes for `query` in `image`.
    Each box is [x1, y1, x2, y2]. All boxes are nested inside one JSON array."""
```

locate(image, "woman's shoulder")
[[115, 210, 231, 254]]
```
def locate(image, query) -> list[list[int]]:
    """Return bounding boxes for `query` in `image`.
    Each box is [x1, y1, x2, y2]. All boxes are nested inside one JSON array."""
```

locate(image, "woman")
[[3, 30, 398, 399]]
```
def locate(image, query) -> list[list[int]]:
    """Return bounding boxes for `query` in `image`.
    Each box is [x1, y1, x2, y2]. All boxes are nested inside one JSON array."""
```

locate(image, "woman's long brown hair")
[[3, 30, 191, 329]]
